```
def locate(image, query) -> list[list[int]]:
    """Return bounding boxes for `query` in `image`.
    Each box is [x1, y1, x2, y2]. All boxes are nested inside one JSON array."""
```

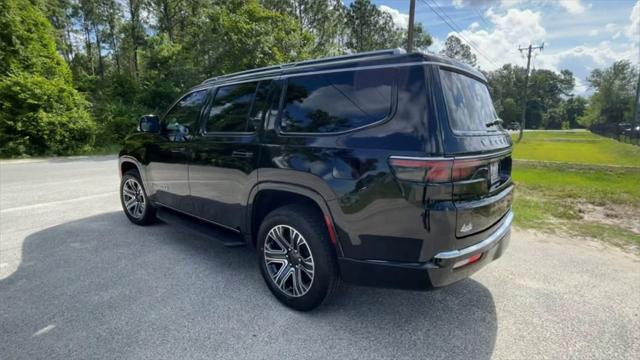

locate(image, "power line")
[[471, 7, 491, 28], [425, 0, 498, 67], [419, 0, 499, 68]]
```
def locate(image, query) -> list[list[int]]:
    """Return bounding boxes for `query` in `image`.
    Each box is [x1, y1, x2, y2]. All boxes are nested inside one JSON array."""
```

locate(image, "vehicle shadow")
[[0, 212, 496, 360]]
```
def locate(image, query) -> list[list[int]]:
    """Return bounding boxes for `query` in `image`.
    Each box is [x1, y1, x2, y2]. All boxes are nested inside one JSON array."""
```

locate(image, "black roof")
[[194, 48, 485, 90]]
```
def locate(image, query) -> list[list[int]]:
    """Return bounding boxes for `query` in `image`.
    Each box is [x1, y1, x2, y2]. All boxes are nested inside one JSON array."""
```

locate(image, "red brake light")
[[389, 158, 453, 183], [390, 156, 490, 183]]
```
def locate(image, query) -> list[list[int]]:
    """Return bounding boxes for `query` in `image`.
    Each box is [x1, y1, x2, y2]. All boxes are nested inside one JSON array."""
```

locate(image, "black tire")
[[257, 204, 340, 311], [120, 169, 157, 225]]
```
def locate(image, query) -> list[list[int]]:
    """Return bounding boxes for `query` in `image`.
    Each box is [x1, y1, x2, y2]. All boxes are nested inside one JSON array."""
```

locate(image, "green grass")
[[511, 130, 640, 251], [513, 162, 640, 206], [512, 130, 640, 167]]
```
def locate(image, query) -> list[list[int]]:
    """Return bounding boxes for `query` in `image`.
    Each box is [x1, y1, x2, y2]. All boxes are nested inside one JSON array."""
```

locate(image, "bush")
[[0, 73, 95, 156]]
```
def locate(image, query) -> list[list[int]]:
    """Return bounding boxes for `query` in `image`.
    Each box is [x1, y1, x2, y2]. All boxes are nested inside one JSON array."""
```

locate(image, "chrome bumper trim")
[[434, 210, 514, 260]]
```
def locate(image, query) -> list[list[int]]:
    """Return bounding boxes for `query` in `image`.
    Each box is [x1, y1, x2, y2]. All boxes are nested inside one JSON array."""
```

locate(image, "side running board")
[[156, 207, 246, 247]]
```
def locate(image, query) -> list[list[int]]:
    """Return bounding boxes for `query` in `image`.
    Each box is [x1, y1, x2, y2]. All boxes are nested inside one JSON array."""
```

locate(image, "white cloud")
[[451, 6, 637, 95], [558, 0, 588, 14], [430, 36, 445, 53], [588, 24, 618, 37], [537, 41, 639, 95], [455, 8, 545, 70], [453, 0, 590, 14], [626, 0, 640, 44], [379, 5, 409, 29]]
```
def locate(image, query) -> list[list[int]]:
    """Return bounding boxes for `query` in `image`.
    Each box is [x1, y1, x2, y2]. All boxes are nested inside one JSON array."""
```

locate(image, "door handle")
[[171, 147, 186, 153], [231, 150, 254, 158]]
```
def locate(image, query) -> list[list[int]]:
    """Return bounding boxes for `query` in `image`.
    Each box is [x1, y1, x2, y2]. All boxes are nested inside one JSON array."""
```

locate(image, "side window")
[[280, 68, 395, 133], [206, 82, 258, 133], [163, 89, 208, 141]]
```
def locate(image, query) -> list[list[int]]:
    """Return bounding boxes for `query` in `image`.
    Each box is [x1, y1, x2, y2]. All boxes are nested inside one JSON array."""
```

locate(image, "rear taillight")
[[389, 157, 489, 183], [388, 158, 452, 183]]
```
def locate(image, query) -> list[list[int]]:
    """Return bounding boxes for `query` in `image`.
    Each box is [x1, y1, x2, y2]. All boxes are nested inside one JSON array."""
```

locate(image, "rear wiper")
[[485, 119, 504, 128]]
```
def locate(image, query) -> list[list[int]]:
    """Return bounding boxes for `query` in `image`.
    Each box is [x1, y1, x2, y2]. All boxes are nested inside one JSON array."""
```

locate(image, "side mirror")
[[138, 115, 160, 133]]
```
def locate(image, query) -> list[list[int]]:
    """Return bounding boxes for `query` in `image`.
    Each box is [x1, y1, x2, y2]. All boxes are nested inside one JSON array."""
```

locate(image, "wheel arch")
[[246, 183, 342, 255], [119, 156, 152, 192]]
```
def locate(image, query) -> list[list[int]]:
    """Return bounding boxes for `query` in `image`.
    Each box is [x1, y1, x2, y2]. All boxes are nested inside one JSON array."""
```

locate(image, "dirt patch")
[[579, 203, 640, 234]]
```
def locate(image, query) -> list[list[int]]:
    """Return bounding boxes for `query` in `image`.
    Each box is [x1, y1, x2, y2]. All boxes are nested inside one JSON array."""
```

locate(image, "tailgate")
[[455, 185, 513, 237]]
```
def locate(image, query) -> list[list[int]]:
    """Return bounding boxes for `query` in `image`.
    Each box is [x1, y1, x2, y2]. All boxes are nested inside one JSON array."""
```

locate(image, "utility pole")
[[516, 43, 544, 143], [407, 0, 416, 52]]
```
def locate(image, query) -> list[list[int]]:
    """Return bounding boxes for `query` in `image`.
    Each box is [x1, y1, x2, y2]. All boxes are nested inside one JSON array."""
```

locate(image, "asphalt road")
[[1, 157, 639, 360]]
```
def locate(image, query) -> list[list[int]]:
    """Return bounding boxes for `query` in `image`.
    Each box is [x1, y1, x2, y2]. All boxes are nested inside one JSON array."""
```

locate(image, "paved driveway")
[[1, 157, 639, 359]]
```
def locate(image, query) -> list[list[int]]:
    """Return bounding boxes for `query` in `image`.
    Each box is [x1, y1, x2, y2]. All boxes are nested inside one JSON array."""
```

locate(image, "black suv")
[[119, 49, 514, 310]]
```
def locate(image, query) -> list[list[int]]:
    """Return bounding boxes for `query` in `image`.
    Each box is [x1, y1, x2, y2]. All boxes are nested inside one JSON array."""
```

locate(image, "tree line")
[[0, 0, 637, 157]]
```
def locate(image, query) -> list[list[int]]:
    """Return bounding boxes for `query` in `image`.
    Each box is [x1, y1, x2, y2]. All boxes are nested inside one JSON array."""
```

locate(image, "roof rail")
[[291, 48, 405, 68], [201, 48, 406, 85]]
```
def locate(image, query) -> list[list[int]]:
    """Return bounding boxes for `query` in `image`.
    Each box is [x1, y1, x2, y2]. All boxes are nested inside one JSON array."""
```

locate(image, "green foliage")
[[0, 0, 70, 81], [410, 23, 433, 51], [0, 0, 94, 157], [440, 35, 477, 67], [579, 60, 639, 126], [487, 64, 582, 129], [261, 0, 347, 56], [345, 0, 404, 52], [4, 0, 441, 157], [0, 73, 95, 156], [201, 1, 314, 73]]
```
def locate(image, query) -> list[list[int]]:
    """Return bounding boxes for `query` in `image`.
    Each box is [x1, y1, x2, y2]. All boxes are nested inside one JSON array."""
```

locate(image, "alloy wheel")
[[263, 224, 315, 297], [122, 178, 146, 219]]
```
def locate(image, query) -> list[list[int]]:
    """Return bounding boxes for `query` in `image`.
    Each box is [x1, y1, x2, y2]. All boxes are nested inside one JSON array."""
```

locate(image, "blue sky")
[[367, 0, 639, 95]]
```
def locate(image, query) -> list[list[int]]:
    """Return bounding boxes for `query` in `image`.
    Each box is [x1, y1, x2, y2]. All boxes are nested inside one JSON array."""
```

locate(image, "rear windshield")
[[439, 69, 500, 134]]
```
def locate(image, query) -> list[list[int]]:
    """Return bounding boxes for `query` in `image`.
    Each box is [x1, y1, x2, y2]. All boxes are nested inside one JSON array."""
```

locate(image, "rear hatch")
[[437, 67, 513, 237]]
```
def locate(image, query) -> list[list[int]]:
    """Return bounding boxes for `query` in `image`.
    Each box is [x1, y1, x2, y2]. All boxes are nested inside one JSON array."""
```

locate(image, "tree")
[[0, 0, 95, 156], [410, 23, 433, 51], [487, 64, 578, 129], [563, 96, 587, 128], [440, 35, 477, 67], [262, 0, 347, 56], [345, 0, 403, 52], [579, 60, 639, 127]]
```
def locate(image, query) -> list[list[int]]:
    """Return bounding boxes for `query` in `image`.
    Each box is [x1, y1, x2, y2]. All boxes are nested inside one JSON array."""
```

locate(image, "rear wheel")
[[257, 205, 339, 311], [120, 170, 156, 225]]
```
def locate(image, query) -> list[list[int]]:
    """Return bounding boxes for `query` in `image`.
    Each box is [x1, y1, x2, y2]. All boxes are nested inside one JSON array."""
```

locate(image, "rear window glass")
[[439, 69, 499, 133], [280, 68, 394, 133]]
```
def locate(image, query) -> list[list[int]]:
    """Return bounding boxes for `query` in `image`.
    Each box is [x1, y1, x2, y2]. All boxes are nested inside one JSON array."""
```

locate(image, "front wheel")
[[257, 205, 339, 311], [120, 170, 156, 225]]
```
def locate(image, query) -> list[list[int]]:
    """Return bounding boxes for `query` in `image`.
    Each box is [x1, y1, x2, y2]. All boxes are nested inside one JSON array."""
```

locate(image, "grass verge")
[[512, 160, 640, 252]]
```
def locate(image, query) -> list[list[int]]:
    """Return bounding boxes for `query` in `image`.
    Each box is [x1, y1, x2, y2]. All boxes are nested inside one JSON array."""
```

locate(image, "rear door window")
[[280, 68, 394, 133], [206, 82, 258, 133], [439, 69, 500, 134]]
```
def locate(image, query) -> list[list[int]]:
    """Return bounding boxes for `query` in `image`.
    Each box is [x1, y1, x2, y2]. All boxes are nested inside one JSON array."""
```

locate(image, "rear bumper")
[[338, 210, 513, 290]]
